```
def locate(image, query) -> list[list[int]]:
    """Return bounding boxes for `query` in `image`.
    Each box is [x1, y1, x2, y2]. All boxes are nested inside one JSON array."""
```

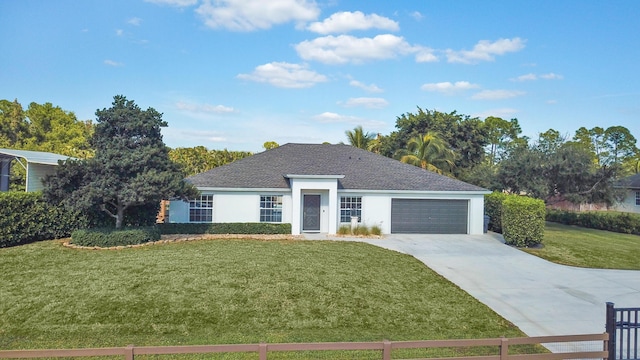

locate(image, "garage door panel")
[[391, 199, 468, 234]]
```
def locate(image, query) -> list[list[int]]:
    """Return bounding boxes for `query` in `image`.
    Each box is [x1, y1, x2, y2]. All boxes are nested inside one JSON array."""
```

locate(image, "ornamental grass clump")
[[337, 224, 382, 236]]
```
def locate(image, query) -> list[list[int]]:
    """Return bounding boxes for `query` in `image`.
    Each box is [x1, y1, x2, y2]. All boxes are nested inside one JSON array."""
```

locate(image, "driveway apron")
[[348, 234, 640, 338]]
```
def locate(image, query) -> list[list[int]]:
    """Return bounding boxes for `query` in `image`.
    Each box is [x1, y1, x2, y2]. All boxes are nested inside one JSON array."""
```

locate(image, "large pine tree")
[[44, 95, 198, 228]]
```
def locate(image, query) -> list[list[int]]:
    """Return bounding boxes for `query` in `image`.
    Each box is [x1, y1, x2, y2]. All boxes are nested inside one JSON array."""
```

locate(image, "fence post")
[[124, 344, 134, 360], [259, 343, 267, 360], [606, 302, 616, 360], [500, 337, 509, 360], [382, 340, 391, 360]]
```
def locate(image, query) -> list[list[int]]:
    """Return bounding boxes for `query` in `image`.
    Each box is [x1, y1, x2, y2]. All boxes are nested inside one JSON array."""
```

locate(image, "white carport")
[[0, 149, 72, 192]]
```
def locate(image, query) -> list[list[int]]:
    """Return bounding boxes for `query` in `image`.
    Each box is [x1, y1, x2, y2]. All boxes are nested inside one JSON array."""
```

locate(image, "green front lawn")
[[522, 222, 640, 270], [0, 238, 528, 355]]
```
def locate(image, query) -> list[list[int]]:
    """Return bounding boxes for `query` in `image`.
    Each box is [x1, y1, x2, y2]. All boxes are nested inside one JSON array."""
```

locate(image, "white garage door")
[[391, 199, 468, 234]]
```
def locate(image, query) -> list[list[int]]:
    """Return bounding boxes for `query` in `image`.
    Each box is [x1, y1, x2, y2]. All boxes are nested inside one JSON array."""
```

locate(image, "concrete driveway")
[[314, 233, 640, 338]]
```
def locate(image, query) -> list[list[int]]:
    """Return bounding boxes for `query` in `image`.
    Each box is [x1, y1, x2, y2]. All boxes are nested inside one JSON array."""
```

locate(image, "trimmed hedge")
[[502, 196, 546, 247], [546, 209, 640, 235], [158, 222, 292, 235], [0, 192, 86, 248], [484, 192, 509, 233], [71, 226, 161, 247]]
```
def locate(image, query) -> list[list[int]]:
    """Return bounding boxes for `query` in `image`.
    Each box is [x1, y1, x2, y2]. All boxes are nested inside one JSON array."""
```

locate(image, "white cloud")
[[472, 89, 525, 100], [420, 81, 480, 94], [237, 62, 327, 88], [313, 112, 385, 127], [547, 99, 558, 104], [512, 72, 563, 81], [178, 130, 227, 143], [415, 47, 438, 62], [116, 29, 124, 36], [144, 0, 198, 7], [296, 34, 420, 64], [176, 101, 235, 114], [511, 73, 537, 82], [128, 17, 143, 26], [104, 59, 124, 67], [307, 11, 399, 34], [410, 11, 424, 21], [349, 80, 383, 93], [540, 72, 564, 80], [446, 37, 526, 64], [342, 97, 389, 109], [195, 0, 320, 31]]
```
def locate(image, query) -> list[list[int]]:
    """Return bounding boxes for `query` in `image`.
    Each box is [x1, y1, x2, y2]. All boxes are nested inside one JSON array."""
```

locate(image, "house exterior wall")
[[168, 199, 189, 223], [168, 191, 293, 223], [613, 189, 640, 213], [169, 188, 487, 235]]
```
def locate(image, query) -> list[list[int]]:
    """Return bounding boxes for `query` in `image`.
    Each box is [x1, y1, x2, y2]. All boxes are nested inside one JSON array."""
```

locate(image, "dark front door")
[[303, 194, 321, 231]]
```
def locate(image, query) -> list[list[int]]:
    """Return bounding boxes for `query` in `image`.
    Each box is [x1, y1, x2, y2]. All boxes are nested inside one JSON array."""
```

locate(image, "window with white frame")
[[636, 191, 640, 206], [189, 195, 213, 222], [340, 196, 362, 223], [260, 195, 283, 222]]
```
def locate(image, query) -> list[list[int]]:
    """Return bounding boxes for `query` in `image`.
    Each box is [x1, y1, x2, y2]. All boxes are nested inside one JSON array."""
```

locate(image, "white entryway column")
[[286, 174, 344, 235]]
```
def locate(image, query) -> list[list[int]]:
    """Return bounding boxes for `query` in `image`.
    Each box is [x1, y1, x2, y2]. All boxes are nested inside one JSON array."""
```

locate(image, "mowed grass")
[[522, 222, 640, 270], [0, 238, 528, 353]]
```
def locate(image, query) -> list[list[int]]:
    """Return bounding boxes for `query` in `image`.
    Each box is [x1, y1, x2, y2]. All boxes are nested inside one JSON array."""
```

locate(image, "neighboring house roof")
[[0, 148, 72, 165], [617, 173, 640, 190], [187, 143, 487, 192]]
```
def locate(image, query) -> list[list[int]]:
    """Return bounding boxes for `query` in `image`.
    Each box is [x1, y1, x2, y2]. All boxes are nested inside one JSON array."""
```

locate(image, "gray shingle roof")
[[617, 173, 640, 189], [187, 143, 488, 192]]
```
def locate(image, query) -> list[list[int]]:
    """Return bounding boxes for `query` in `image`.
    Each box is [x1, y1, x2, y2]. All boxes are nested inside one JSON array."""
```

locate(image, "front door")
[[302, 194, 321, 231]]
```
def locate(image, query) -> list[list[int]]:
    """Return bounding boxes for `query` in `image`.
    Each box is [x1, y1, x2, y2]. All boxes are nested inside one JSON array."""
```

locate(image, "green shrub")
[[157, 222, 292, 235], [546, 209, 640, 235], [71, 226, 161, 247], [502, 196, 546, 247], [0, 192, 87, 247], [484, 192, 508, 233], [370, 225, 382, 236], [545, 208, 579, 225]]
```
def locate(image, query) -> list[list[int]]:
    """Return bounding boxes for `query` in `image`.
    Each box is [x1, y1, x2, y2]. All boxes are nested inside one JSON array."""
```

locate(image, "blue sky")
[[1, 0, 639, 152]]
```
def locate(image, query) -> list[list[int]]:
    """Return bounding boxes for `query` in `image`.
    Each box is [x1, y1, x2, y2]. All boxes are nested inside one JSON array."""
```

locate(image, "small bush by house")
[[502, 196, 546, 247], [158, 222, 292, 235], [71, 226, 161, 247]]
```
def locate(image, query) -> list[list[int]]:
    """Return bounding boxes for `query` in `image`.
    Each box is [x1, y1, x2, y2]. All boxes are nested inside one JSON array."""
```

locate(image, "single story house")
[[0, 148, 72, 192], [613, 173, 640, 213], [167, 143, 490, 235]]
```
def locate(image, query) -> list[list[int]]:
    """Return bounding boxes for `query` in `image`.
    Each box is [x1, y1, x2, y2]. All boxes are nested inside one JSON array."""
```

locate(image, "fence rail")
[[0, 333, 609, 360]]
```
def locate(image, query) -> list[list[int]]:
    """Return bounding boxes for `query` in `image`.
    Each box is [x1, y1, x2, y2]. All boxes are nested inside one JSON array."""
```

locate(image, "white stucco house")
[[614, 173, 640, 213], [167, 143, 490, 235]]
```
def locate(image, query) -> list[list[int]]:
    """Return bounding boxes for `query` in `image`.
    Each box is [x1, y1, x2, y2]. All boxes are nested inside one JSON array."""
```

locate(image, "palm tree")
[[345, 126, 375, 150], [396, 132, 456, 174]]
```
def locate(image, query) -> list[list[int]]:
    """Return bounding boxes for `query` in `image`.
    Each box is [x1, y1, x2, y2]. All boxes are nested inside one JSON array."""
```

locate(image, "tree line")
[[0, 99, 251, 189], [346, 107, 639, 207], [3, 98, 638, 207]]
